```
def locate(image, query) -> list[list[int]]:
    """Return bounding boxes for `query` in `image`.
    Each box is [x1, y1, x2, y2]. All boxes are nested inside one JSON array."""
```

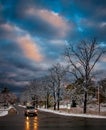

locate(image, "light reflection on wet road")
[[0, 106, 106, 130], [25, 116, 38, 130]]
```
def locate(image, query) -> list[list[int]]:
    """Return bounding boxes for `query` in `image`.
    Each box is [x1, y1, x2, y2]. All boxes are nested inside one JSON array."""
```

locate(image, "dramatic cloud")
[[0, 0, 106, 94], [17, 35, 43, 62], [26, 8, 70, 38]]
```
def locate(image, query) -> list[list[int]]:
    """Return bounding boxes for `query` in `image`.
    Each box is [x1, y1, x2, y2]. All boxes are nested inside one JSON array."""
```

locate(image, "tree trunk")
[[57, 91, 60, 110], [83, 91, 87, 113], [54, 102, 56, 110], [53, 91, 56, 110], [46, 92, 49, 109], [57, 99, 59, 110]]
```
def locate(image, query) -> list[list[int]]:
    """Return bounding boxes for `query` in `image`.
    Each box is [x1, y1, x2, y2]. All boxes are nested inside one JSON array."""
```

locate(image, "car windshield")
[[26, 106, 35, 109]]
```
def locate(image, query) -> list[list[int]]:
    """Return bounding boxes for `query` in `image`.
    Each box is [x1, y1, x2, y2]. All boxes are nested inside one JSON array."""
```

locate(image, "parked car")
[[24, 106, 38, 116]]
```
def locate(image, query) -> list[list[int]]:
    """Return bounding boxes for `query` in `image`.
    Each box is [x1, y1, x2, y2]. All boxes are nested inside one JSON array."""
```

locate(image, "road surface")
[[0, 106, 106, 130]]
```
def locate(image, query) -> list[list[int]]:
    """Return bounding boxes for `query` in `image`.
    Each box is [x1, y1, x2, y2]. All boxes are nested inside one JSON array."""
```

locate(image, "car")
[[24, 106, 38, 117]]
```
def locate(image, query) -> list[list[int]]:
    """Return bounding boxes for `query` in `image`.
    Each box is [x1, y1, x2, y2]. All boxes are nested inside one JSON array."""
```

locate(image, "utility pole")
[[98, 85, 100, 114]]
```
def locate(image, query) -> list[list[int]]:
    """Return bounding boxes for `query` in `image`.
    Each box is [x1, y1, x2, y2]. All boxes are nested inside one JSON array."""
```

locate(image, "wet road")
[[0, 106, 106, 130]]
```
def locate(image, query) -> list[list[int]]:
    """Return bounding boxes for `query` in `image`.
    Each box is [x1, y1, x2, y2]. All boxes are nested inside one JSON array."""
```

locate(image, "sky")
[[0, 0, 106, 94]]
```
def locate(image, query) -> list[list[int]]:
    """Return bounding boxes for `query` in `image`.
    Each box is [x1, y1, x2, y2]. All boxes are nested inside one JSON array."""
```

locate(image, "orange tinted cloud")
[[27, 8, 69, 37], [0, 23, 14, 31], [0, 23, 26, 34], [37, 10, 68, 28], [17, 35, 43, 62]]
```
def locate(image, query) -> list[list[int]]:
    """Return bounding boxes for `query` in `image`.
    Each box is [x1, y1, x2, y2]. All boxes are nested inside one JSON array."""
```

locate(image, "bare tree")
[[40, 76, 52, 109], [47, 75, 57, 110], [49, 63, 67, 110], [65, 38, 104, 113], [21, 78, 45, 107], [0, 87, 17, 106], [98, 78, 106, 95]]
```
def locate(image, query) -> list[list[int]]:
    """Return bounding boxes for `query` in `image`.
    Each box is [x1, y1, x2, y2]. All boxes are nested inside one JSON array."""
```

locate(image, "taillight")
[[35, 109, 37, 112], [27, 110, 30, 112]]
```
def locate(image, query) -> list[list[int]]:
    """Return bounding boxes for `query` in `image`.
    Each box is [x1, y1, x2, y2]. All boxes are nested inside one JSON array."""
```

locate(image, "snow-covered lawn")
[[38, 103, 106, 119], [0, 106, 15, 117], [39, 108, 106, 119], [0, 110, 8, 117]]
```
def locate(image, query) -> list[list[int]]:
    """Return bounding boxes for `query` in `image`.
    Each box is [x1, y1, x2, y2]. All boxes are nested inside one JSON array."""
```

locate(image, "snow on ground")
[[87, 103, 106, 112], [0, 104, 106, 119], [0, 106, 15, 117], [38, 108, 106, 119], [18, 104, 26, 108], [18, 104, 106, 119], [0, 110, 8, 117]]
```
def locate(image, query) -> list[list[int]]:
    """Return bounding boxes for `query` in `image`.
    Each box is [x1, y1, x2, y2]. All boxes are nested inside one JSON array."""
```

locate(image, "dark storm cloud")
[[0, 39, 42, 76], [42, 40, 64, 60], [74, 0, 106, 16], [0, 24, 43, 89], [1, 0, 71, 40], [0, 0, 106, 94], [70, 0, 106, 41]]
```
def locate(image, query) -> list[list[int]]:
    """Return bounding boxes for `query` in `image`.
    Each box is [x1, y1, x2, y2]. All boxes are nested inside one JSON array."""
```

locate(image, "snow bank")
[[0, 110, 8, 117], [39, 108, 106, 119], [0, 106, 15, 117]]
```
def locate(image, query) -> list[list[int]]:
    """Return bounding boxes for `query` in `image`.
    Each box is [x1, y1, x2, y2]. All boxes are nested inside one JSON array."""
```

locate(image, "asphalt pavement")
[[0, 106, 106, 130]]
